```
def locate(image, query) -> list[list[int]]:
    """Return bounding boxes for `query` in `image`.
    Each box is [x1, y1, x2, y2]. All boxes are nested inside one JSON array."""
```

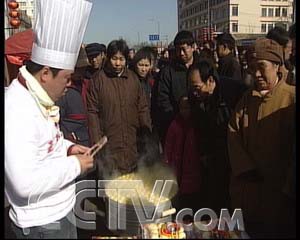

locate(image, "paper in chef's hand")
[[86, 136, 108, 157]]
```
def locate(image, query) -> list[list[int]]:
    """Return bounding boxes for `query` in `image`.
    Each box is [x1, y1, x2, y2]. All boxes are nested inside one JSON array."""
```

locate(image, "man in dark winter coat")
[[216, 33, 246, 111], [56, 46, 91, 147], [152, 30, 196, 145]]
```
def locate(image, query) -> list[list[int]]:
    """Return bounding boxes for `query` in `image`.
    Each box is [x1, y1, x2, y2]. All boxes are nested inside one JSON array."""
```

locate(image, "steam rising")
[[96, 129, 178, 197]]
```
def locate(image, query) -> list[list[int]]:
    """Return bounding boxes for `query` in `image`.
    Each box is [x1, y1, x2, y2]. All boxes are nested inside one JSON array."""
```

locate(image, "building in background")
[[177, 0, 294, 44], [18, 0, 35, 23]]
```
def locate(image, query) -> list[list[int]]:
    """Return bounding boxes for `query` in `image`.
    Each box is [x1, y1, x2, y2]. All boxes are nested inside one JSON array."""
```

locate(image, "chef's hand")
[[68, 144, 90, 155], [67, 144, 95, 174], [76, 154, 94, 175]]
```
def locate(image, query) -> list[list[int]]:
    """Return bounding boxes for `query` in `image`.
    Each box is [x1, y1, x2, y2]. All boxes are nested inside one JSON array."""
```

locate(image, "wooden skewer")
[[161, 208, 176, 218], [87, 136, 108, 157]]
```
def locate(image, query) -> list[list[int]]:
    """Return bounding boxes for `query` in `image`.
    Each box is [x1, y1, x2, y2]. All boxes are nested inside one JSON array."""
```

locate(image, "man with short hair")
[[287, 23, 296, 85], [266, 26, 293, 84], [5, 0, 96, 239], [127, 48, 136, 69], [152, 30, 196, 144], [228, 38, 295, 238], [87, 39, 151, 175], [216, 33, 245, 110]]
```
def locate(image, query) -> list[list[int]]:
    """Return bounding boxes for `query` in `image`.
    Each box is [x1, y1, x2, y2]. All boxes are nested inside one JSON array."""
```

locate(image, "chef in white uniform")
[[5, 0, 96, 238]]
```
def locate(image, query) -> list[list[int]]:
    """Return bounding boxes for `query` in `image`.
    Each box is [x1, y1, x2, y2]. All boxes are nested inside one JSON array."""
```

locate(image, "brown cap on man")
[[253, 38, 283, 65]]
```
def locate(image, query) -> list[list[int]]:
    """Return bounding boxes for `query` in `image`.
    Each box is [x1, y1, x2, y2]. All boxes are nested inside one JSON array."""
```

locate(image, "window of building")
[[232, 6, 238, 16], [268, 8, 274, 17], [262, 8, 267, 17], [225, 24, 230, 32], [282, 23, 287, 30], [225, 6, 229, 18], [275, 22, 283, 28], [275, 8, 280, 17], [261, 23, 267, 32], [282, 8, 288, 17], [232, 22, 238, 32], [268, 23, 273, 31]]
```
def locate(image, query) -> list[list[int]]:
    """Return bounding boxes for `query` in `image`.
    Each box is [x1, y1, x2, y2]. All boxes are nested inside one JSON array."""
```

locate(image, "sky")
[[83, 0, 178, 47]]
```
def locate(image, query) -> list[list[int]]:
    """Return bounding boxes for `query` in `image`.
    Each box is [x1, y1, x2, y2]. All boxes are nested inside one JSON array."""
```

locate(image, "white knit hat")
[[31, 0, 93, 70]]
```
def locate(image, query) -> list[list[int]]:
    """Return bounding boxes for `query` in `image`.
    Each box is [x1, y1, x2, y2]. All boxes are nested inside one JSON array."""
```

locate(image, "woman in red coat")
[[164, 96, 205, 214]]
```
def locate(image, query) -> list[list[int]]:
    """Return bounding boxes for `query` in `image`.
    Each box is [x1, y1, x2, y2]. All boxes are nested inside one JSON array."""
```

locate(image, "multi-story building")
[[177, 0, 294, 43]]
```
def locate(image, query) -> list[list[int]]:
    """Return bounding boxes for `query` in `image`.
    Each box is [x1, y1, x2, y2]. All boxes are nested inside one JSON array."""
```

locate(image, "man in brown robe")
[[228, 38, 295, 238]]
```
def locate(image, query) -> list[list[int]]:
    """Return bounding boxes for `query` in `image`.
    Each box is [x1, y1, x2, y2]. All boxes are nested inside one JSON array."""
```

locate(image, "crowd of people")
[[5, 0, 295, 238], [55, 24, 296, 238]]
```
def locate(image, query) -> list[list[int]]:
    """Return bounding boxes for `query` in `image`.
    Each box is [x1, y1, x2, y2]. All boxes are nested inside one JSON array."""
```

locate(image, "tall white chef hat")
[[31, 0, 93, 70]]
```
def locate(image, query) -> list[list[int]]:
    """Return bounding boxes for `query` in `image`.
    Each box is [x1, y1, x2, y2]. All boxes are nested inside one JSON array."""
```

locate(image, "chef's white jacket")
[[5, 78, 82, 228]]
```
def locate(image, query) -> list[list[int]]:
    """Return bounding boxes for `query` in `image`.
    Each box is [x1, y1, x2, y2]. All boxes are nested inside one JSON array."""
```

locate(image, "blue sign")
[[149, 34, 160, 41]]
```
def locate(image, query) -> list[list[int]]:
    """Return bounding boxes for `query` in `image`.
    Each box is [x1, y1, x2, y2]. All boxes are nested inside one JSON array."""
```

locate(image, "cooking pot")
[[103, 164, 178, 236]]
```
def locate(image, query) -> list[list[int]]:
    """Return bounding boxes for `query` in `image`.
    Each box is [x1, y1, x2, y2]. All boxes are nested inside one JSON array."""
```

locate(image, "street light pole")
[[207, 0, 210, 40], [149, 18, 160, 37], [137, 31, 140, 45], [157, 21, 161, 49], [149, 18, 161, 47]]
